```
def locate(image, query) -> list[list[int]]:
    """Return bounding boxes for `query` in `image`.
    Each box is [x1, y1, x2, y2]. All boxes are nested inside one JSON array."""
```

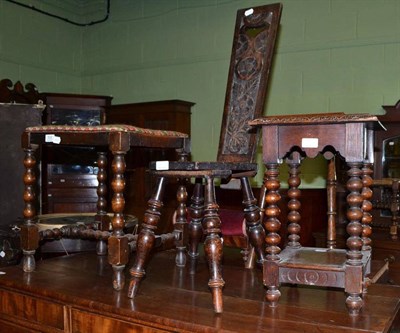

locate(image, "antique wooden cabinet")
[[371, 101, 400, 230], [0, 79, 44, 227], [107, 100, 194, 233], [42, 93, 112, 214]]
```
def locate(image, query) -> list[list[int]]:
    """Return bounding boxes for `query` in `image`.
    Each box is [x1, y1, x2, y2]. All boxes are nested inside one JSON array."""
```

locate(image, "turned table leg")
[[345, 162, 364, 316], [108, 151, 129, 291], [21, 148, 39, 272], [263, 164, 282, 307], [95, 151, 110, 256], [286, 153, 301, 249], [361, 162, 373, 252]]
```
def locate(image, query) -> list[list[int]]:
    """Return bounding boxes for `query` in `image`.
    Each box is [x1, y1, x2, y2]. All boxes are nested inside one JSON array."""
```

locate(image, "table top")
[[249, 112, 383, 129]]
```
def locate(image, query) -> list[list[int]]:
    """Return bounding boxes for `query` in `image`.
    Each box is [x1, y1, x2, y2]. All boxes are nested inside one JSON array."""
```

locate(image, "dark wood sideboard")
[[372, 101, 400, 229], [41, 93, 113, 214]]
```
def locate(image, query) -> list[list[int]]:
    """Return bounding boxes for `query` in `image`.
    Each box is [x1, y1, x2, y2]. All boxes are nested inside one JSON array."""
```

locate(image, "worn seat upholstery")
[[21, 123, 189, 291]]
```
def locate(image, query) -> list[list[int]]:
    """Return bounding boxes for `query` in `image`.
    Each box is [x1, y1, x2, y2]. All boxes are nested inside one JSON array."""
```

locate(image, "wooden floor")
[[0, 247, 400, 333]]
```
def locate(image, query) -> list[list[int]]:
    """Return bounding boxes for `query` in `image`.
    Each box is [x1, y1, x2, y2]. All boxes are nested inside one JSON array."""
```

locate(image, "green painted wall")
[[1, 0, 400, 188], [0, 0, 83, 92]]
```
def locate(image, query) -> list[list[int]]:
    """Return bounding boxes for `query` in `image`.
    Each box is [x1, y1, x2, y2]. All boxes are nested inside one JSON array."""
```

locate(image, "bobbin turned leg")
[[240, 177, 265, 265], [326, 157, 337, 249], [108, 151, 129, 291], [345, 162, 364, 316], [95, 152, 110, 256], [203, 176, 224, 313], [361, 161, 374, 292], [262, 164, 282, 307], [361, 162, 373, 252], [21, 148, 39, 272], [128, 177, 167, 298], [389, 181, 400, 240], [286, 153, 302, 249]]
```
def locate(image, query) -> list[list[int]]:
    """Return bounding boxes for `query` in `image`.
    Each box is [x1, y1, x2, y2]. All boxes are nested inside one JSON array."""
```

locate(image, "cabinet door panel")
[[0, 318, 46, 333], [72, 309, 171, 333], [0, 289, 65, 331]]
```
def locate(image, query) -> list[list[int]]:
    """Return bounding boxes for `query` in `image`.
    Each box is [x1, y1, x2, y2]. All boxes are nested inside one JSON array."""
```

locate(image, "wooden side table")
[[20, 124, 188, 291], [250, 113, 383, 316]]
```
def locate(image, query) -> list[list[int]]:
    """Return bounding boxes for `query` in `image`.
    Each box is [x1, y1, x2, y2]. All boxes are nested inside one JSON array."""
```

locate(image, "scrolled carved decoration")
[[0, 78, 44, 104], [282, 270, 329, 285], [222, 10, 274, 156]]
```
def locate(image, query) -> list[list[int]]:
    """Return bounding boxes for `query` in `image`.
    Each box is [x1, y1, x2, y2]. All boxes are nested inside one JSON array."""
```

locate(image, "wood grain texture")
[[0, 249, 398, 332]]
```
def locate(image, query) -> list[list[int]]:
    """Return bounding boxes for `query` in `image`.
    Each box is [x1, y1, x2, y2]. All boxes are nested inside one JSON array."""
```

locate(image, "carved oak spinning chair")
[[127, 3, 282, 313]]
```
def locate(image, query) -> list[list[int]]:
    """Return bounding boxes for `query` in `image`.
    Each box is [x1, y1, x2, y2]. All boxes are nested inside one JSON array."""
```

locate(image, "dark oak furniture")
[[372, 178, 400, 240], [128, 3, 282, 313], [0, 249, 399, 332], [0, 79, 44, 228], [372, 100, 400, 238], [41, 93, 112, 214], [0, 79, 44, 267], [20, 124, 188, 291], [107, 100, 194, 234], [249, 113, 382, 315]]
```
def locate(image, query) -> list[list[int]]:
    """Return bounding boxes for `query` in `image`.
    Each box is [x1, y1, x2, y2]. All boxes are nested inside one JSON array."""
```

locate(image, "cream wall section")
[[81, 0, 400, 187]]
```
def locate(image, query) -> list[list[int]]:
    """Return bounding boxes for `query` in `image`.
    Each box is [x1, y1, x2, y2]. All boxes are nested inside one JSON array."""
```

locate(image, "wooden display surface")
[[0, 249, 399, 333]]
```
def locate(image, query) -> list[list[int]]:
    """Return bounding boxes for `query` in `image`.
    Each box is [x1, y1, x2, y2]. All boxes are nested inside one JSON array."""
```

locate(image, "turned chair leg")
[[174, 181, 188, 267], [128, 177, 167, 298], [203, 176, 225, 313], [240, 177, 265, 266], [188, 180, 204, 259]]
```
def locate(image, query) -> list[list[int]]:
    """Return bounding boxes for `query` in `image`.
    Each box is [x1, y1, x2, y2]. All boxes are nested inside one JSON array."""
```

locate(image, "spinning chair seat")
[[150, 160, 257, 171], [150, 160, 257, 178]]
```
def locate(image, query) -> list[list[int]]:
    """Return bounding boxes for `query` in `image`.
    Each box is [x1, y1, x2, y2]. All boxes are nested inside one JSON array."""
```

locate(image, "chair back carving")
[[217, 3, 282, 163]]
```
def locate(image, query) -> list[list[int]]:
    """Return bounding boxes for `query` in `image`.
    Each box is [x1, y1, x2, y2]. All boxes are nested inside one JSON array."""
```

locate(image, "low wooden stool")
[[250, 112, 383, 315], [20, 124, 188, 290]]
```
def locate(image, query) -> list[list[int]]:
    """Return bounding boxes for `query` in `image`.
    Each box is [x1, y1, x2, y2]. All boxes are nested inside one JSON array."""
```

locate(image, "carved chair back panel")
[[217, 3, 282, 163]]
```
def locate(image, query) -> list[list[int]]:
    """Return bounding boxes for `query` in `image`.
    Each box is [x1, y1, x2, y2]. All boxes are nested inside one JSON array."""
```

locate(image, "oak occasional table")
[[249, 112, 383, 316], [20, 124, 188, 291]]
